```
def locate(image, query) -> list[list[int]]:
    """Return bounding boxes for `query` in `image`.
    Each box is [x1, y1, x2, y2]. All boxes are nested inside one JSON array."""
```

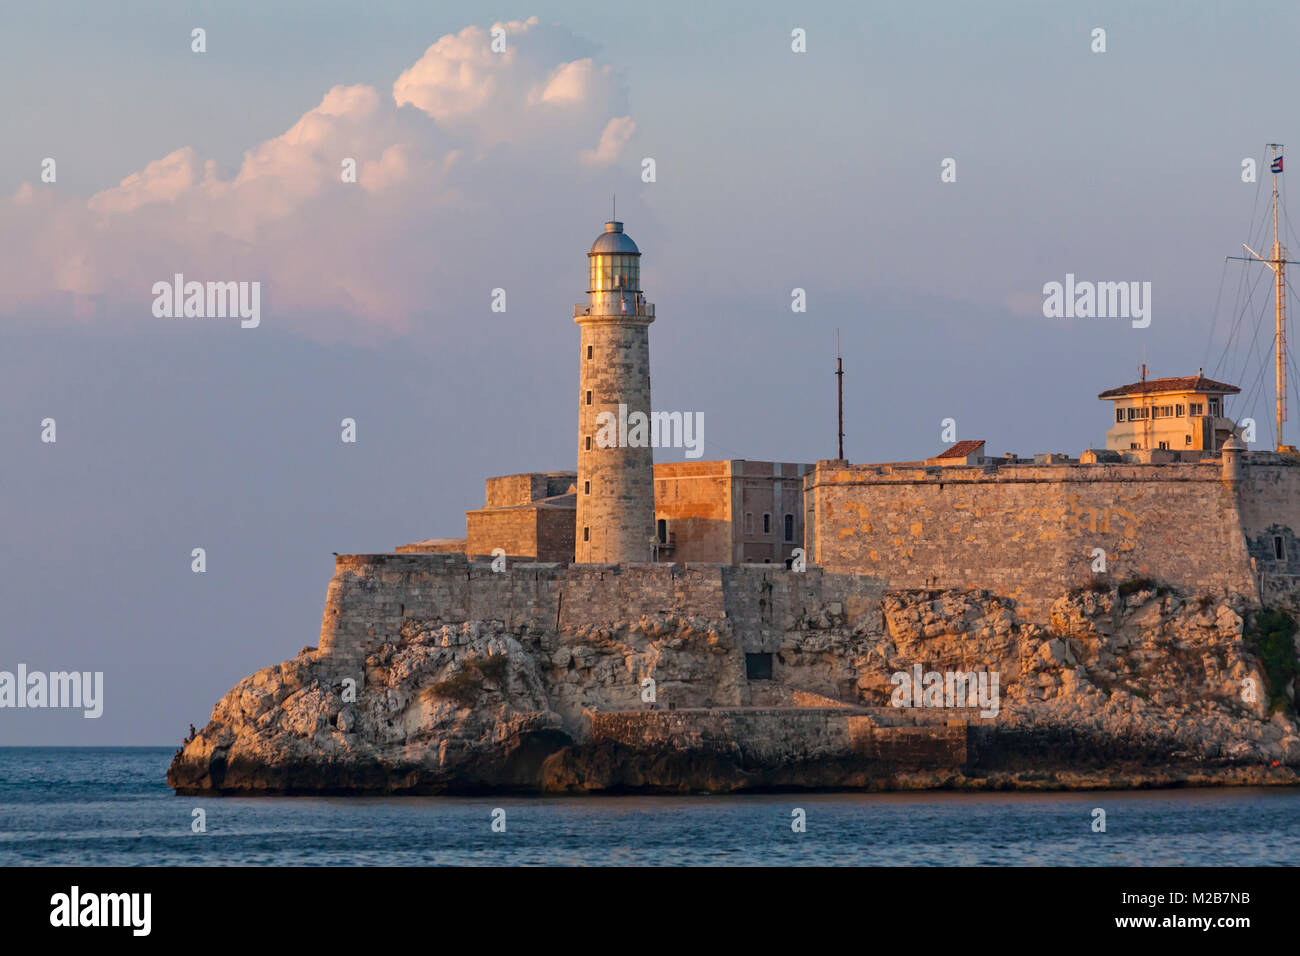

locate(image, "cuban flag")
[[1273, 155, 1284, 174]]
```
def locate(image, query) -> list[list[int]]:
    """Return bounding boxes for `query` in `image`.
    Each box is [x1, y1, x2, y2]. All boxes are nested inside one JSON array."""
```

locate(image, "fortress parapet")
[[805, 453, 1300, 622], [318, 554, 885, 663]]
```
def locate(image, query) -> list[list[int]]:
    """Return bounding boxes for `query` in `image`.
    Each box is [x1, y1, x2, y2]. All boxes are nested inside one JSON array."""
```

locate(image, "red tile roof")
[[935, 439, 985, 459], [1098, 374, 1240, 399]]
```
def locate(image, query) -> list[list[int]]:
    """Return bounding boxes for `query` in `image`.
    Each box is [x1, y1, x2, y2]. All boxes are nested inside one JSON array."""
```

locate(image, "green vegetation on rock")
[[1247, 609, 1300, 714]]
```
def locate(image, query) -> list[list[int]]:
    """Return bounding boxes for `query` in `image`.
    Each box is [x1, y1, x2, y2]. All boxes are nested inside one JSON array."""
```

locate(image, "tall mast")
[[1272, 144, 1287, 450], [1230, 143, 1298, 451], [836, 330, 844, 460]]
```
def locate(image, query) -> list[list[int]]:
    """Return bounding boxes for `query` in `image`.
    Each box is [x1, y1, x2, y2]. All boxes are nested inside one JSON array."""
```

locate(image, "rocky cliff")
[[168, 581, 1300, 794]]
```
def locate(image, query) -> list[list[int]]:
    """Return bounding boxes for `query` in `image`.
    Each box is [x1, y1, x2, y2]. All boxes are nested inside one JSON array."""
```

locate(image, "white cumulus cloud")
[[0, 16, 637, 338]]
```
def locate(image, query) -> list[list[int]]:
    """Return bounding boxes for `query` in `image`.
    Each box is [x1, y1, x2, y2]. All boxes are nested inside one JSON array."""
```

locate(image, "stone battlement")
[[803, 453, 1300, 622], [816, 460, 1227, 484], [318, 554, 885, 662]]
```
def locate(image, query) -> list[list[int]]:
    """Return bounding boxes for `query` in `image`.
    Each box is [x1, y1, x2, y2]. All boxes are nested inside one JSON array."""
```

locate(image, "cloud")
[[0, 16, 636, 337], [580, 116, 637, 167]]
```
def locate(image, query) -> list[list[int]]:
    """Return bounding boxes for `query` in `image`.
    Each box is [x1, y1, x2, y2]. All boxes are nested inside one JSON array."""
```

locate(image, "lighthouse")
[[574, 219, 656, 562]]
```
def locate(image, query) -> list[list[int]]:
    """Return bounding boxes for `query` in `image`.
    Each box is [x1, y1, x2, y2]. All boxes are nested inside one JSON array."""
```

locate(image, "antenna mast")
[[1229, 144, 1299, 451], [1273, 145, 1287, 450], [836, 330, 844, 460]]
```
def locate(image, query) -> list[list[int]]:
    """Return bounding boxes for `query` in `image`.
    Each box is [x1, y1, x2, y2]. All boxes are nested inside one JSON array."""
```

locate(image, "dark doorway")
[[745, 652, 773, 680]]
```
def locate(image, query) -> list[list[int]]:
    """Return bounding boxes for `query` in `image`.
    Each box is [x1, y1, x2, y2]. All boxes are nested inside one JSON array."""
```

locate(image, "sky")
[[4, 0, 1300, 744]]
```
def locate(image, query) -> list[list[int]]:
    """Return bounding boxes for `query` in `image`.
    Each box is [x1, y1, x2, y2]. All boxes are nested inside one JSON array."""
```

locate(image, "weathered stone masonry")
[[319, 553, 885, 666], [805, 456, 1300, 623]]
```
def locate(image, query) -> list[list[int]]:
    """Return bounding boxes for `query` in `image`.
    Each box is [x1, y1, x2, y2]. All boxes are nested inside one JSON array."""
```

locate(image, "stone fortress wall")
[[318, 554, 884, 664], [304, 452, 1300, 774], [321, 452, 1300, 689], [805, 452, 1300, 623]]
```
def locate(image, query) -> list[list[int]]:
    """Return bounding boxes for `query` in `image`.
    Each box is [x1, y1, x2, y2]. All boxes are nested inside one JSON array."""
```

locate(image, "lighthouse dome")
[[587, 220, 641, 293], [589, 220, 640, 256]]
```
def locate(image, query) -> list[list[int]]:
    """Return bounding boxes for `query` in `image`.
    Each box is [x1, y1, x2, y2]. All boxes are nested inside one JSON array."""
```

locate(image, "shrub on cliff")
[[477, 655, 509, 685], [1117, 577, 1158, 597], [1069, 578, 1111, 597], [1247, 609, 1300, 714], [429, 655, 510, 707]]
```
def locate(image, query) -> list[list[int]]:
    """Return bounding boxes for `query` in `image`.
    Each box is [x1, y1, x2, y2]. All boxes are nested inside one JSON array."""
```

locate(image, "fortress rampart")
[[318, 554, 886, 663], [806, 456, 1300, 623], [321, 457, 1300, 667]]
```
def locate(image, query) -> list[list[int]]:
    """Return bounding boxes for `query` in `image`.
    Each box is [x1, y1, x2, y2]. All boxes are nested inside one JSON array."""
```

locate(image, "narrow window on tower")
[[587, 345, 593, 360], [784, 514, 794, 542], [585, 436, 592, 451], [1275, 536, 1286, 560], [583, 527, 589, 542], [584, 481, 590, 495], [657, 518, 667, 543], [763, 513, 771, 535], [586, 390, 592, 405]]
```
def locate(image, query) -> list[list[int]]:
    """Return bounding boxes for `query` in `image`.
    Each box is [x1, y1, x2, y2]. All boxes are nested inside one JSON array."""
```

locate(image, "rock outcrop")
[[168, 584, 1300, 794]]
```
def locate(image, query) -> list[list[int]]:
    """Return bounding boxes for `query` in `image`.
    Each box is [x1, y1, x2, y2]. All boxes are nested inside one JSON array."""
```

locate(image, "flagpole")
[[1229, 144, 1298, 452], [1271, 144, 1288, 450]]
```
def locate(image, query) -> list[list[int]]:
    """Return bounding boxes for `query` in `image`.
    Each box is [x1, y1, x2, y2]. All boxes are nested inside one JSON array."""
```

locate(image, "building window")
[[657, 519, 667, 543], [1176, 404, 1184, 417], [584, 481, 590, 495], [744, 512, 754, 534], [1209, 398, 1221, 416], [586, 345, 593, 360], [585, 390, 592, 405], [585, 436, 592, 450], [1116, 409, 1124, 423], [1190, 402, 1203, 416], [1158, 441, 1169, 450], [763, 513, 771, 535], [583, 527, 589, 542], [745, 653, 773, 681], [784, 514, 794, 542], [1185, 435, 1192, 445], [1130, 442, 1139, 450], [1275, 536, 1286, 560]]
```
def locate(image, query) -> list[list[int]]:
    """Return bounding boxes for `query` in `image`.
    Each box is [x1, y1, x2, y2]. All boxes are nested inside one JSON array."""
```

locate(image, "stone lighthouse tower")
[[574, 219, 656, 563]]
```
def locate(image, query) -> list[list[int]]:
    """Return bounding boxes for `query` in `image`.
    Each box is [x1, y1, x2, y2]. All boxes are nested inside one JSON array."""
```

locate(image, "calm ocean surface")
[[1, 747, 1297, 865]]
